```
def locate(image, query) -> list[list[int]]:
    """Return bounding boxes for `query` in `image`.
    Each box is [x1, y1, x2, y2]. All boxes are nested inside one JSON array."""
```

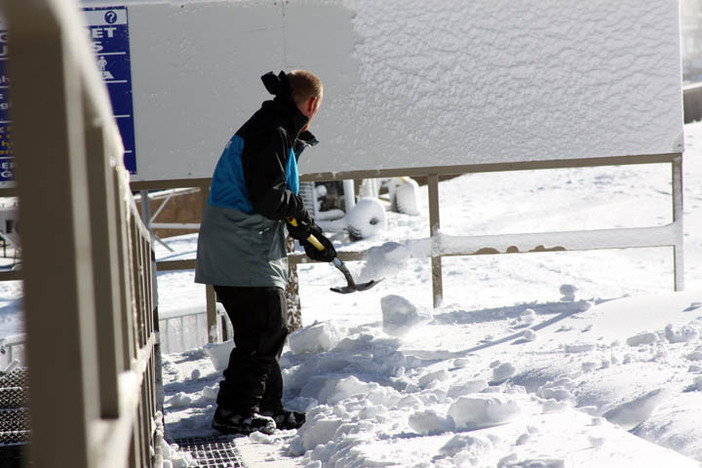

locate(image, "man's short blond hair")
[[288, 70, 323, 105]]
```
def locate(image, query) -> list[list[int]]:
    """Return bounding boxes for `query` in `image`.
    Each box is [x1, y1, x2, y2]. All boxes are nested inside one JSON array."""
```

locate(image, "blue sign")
[[84, 6, 137, 174], [0, 6, 138, 182], [0, 29, 14, 183]]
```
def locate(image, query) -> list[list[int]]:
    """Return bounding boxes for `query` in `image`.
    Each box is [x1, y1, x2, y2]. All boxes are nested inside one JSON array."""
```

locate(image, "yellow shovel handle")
[[287, 216, 325, 251]]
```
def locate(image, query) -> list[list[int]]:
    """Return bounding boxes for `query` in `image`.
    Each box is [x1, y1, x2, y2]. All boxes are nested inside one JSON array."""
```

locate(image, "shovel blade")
[[330, 285, 356, 294], [330, 279, 383, 294]]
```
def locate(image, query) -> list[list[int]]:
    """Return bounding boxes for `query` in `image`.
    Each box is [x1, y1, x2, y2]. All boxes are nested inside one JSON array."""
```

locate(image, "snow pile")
[[380, 294, 430, 336], [357, 241, 412, 283], [287, 321, 343, 355], [161, 439, 196, 468], [447, 393, 522, 431], [204, 340, 234, 372], [603, 388, 671, 431], [388, 177, 421, 216]]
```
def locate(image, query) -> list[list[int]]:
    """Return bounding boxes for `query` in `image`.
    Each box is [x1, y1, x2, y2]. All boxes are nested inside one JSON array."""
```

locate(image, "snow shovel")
[[287, 217, 382, 294]]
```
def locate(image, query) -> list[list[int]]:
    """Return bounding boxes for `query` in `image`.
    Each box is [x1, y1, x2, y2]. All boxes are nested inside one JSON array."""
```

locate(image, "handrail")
[[1, 0, 160, 467]]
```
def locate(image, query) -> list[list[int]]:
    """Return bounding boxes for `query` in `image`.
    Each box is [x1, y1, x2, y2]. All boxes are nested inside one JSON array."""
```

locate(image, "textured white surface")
[[122, 0, 683, 181], [313, 0, 683, 173]]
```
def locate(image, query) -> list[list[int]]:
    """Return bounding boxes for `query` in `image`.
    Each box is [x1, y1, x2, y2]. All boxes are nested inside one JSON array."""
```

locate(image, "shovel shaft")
[[332, 257, 356, 286]]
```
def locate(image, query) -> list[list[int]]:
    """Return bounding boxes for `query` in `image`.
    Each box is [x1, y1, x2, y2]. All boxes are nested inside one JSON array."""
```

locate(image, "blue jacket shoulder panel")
[[207, 135, 255, 213]]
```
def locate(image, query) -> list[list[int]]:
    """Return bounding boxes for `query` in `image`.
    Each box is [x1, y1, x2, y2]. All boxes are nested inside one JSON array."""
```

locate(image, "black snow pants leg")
[[213, 286, 288, 415]]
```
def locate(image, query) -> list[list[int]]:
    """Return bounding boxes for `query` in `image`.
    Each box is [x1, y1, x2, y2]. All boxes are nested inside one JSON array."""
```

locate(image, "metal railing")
[[1, 0, 160, 466]]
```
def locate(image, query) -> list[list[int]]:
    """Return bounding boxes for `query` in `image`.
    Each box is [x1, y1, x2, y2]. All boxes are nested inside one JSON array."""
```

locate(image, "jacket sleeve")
[[241, 127, 309, 221]]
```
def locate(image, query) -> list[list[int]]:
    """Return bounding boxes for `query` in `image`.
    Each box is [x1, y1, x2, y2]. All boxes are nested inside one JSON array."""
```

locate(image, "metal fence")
[[159, 306, 232, 355], [1, 0, 160, 467]]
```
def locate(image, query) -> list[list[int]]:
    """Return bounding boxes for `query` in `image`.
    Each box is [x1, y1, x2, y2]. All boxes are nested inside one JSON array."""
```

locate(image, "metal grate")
[[0, 387, 28, 409], [0, 369, 29, 448], [0, 369, 30, 468], [0, 370, 28, 389], [0, 409, 29, 435], [173, 436, 247, 468]]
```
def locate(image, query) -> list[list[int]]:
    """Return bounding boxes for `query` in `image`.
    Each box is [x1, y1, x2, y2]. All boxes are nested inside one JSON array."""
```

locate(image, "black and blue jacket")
[[207, 74, 317, 221], [195, 72, 318, 289]]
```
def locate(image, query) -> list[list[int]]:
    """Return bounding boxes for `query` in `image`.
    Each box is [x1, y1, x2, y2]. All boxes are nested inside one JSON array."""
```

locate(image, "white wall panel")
[[110, 0, 683, 182]]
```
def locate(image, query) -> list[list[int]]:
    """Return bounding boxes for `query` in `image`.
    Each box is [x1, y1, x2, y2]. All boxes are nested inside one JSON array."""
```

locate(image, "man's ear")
[[307, 96, 319, 114]]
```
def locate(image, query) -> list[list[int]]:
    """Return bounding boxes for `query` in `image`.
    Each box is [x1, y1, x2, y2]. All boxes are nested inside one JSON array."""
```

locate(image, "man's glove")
[[285, 212, 314, 240], [301, 225, 337, 263]]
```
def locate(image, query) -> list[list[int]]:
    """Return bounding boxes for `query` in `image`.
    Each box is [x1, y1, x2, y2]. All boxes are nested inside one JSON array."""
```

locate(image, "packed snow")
[[148, 121, 702, 467]]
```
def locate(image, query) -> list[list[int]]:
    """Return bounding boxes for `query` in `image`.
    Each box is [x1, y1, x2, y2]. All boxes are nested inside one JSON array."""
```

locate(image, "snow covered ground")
[[155, 121, 702, 467], [0, 123, 699, 464]]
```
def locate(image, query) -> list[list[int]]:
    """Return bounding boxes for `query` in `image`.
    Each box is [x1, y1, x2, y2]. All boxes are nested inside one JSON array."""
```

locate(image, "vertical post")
[[343, 179, 356, 212], [199, 181, 219, 342], [140, 190, 153, 237], [84, 103, 124, 419], [115, 171, 136, 369], [427, 174, 443, 308], [672, 155, 685, 291], [285, 235, 302, 332], [8, 7, 99, 467]]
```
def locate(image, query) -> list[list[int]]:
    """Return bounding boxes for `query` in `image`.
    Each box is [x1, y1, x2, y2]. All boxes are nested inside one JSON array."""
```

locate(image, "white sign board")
[[102, 0, 683, 182]]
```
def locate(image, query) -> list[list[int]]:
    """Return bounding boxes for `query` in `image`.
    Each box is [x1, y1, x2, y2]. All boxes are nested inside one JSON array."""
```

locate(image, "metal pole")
[[672, 156, 685, 291], [199, 181, 219, 342], [343, 179, 356, 212], [428, 175, 443, 308]]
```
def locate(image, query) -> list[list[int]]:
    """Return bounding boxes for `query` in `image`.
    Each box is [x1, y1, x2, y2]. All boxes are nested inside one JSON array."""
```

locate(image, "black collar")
[[262, 98, 309, 138]]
